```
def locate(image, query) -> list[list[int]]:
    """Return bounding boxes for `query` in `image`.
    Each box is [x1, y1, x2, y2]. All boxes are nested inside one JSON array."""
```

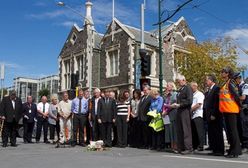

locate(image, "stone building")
[[58, 1, 195, 96]]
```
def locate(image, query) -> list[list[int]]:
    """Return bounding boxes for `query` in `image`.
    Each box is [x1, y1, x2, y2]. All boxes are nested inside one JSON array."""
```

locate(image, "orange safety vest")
[[219, 81, 239, 113]]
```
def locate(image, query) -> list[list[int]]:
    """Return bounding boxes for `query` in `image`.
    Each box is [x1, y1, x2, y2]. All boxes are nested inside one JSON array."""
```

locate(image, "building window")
[[70, 33, 77, 45], [107, 50, 119, 77]]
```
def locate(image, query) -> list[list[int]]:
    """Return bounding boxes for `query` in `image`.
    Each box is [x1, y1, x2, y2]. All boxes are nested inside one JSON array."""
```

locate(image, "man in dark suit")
[[137, 85, 152, 149], [204, 74, 224, 156], [97, 90, 116, 147], [0, 90, 22, 147], [172, 75, 193, 154], [89, 88, 101, 141], [22, 96, 37, 143]]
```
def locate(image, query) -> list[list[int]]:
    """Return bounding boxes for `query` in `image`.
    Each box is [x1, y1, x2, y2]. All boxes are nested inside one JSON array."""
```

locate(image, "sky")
[[0, 0, 248, 87]]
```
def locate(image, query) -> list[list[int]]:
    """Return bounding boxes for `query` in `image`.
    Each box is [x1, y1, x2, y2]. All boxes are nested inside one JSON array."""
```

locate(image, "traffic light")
[[139, 49, 151, 76]]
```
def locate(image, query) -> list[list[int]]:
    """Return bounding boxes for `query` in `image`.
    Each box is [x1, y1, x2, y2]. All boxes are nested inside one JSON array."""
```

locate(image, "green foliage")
[[175, 37, 246, 90], [38, 88, 50, 101], [0, 88, 7, 98]]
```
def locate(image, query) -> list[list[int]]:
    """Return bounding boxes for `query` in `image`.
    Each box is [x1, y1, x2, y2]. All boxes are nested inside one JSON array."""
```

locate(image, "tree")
[[175, 37, 246, 90], [0, 88, 7, 98], [38, 88, 50, 101]]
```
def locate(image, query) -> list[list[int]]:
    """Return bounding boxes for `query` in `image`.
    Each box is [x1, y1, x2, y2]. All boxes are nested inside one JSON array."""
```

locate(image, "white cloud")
[[59, 21, 76, 28], [34, 2, 46, 7], [27, 0, 140, 28], [224, 28, 248, 66], [0, 62, 21, 69]]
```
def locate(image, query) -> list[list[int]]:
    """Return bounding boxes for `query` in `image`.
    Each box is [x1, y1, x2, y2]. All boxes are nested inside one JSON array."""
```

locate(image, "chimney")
[[85, 0, 94, 26]]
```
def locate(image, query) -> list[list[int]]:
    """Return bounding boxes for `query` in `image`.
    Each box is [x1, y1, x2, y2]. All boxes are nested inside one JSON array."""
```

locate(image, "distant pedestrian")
[[22, 96, 37, 143], [129, 89, 141, 148], [71, 89, 89, 147], [97, 90, 116, 147], [48, 95, 60, 144], [149, 89, 164, 151], [89, 88, 102, 141], [219, 67, 242, 158], [0, 90, 22, 147], [162, 82, 177, 151], [190, 82, 205, 151], [36, 96, 50, 144], [172, 75, 193, 154], [204, 74, 224, 156], [58, 92, 72, 145]]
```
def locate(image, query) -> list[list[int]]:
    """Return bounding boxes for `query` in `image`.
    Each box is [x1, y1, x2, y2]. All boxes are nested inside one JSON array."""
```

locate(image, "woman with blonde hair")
[[162, 82, 178, 151], [149, 89, 164, 151], [48, 94, 60, 144]]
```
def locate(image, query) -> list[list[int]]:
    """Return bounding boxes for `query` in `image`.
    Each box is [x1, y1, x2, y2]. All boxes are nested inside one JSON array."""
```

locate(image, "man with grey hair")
[[36, 96, 50, 143], [89, 88, 102, 141], [137, 85, 152, 149], [58, 92, 72, 145], [0, 90, 22, 147], [172, 75, 193, 154]]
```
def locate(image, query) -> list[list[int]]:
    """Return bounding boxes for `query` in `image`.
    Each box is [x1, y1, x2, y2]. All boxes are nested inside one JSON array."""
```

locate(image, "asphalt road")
[[0, 139, 248, 168]]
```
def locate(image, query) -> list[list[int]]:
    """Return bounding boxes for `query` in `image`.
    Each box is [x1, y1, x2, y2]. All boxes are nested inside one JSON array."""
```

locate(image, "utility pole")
[[158, 0, 163, 94], [0, 64, 5, 100]]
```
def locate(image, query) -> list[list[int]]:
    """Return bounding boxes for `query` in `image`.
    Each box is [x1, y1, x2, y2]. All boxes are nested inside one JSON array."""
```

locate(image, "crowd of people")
[[0, 66, 248, 159]]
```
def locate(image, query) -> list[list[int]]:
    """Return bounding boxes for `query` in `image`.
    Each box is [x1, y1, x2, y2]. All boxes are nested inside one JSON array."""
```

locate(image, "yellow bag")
[[147, 110, 164, 132]]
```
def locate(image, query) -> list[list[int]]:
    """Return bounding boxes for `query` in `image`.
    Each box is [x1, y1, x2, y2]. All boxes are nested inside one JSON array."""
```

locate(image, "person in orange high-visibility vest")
[[219, 66, 242, 158]]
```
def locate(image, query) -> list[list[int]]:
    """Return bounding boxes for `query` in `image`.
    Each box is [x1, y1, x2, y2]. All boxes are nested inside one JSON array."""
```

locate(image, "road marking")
[[162, 154, 248, 164]]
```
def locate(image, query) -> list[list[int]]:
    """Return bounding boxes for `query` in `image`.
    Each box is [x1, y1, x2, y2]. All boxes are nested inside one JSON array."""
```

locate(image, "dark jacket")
[[97, 97, 116, 123], [90, 96, 101, 120], [22, 102, 37, 123], [138, 95, 152, 121], [204, 84, 222, 120], [0, 96, 23, 123], [177, 84, 193, 111]]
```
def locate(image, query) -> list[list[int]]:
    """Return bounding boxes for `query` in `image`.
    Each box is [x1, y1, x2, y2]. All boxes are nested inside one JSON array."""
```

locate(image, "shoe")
[[225, 154, 239, 158], [79, 143, 86, 147], [197, 147, 204, 151], [71, 143, 76, 147], [36, 140, 40, 143], [205, 147, 212, 151], [208, 152, 223, 156], [44, 141, 50, 144], [2, 144, 7, 147], [181, 150, 193, 155], [242, 148, 248, 153], [10, 144, 18, 147]]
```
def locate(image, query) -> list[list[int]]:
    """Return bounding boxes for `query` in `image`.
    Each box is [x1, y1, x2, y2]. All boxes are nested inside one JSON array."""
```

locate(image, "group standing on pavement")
[[0, 66, 248, 159]]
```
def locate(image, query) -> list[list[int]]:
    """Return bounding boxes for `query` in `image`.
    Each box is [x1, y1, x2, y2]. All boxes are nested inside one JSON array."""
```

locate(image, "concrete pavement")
[[0, 139, 248, 168]]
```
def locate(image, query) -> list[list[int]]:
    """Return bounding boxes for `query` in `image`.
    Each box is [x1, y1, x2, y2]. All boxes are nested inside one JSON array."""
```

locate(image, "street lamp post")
[[57, 1, 94, 98], [158, 0, 163, 94]]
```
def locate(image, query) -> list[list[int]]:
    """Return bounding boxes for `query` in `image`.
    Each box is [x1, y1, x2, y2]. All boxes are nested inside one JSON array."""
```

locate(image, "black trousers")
[[23, 120, 34, 143], [207, 116, 224, 154], [241, 113, 248, 148], [2, 120, 18, 146], [112, 123, 118, 146], [128, 117, 139, 147], [152, 129, 164, 149], [72, 114, 87, 145], [116, 115, 128, 146], [92, 117, 101, 141], [224, 113, 242, 155], [191, 117, 205, 149], [36, 117, 48, 142], [86, 117, 91, 144], [137, 120, 152, 148], [101, 122, 112, 147], [49, 120, 60, 140], [176, 108, 192, 151]]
